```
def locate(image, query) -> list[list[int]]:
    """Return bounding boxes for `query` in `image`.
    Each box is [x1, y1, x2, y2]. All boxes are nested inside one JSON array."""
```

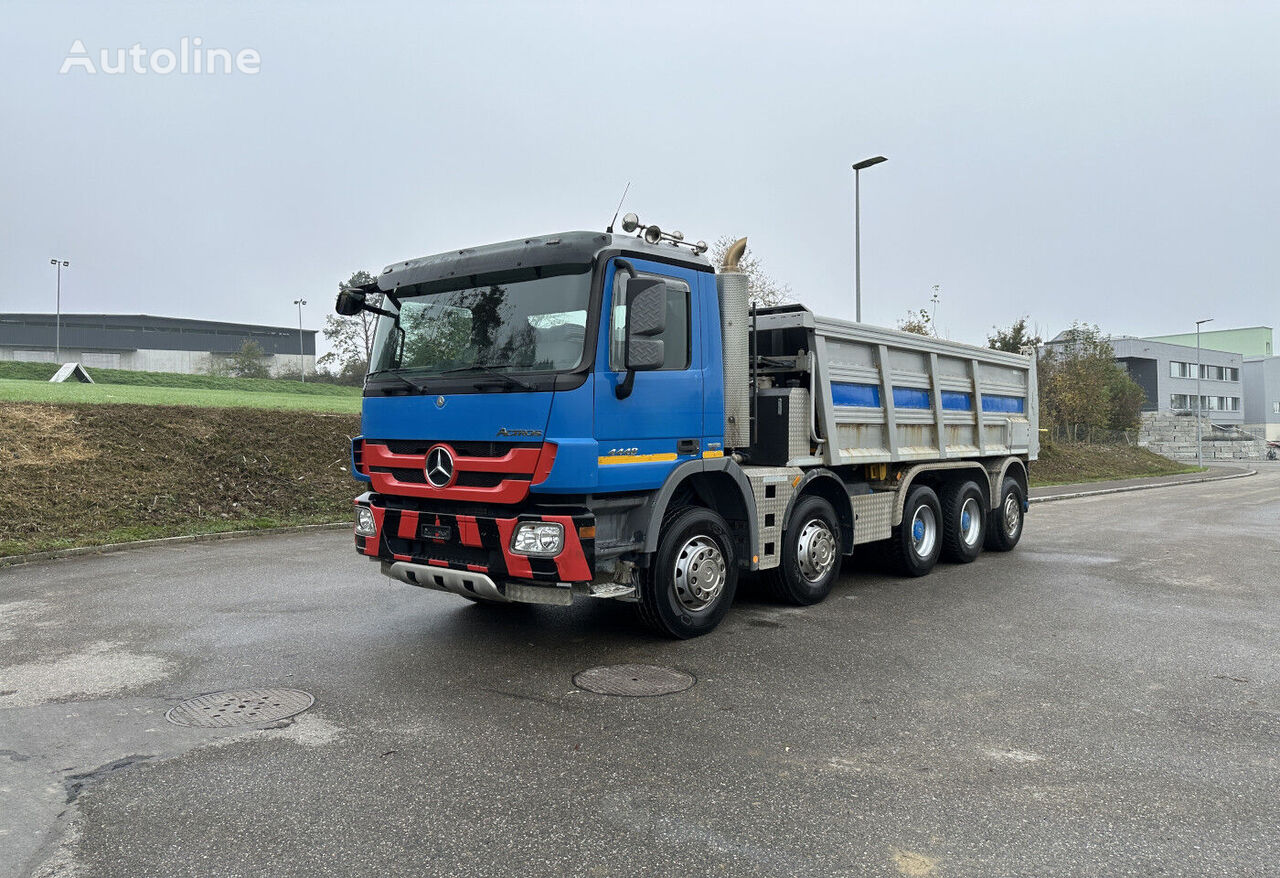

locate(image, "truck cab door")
[[593, 257, 707, 492]]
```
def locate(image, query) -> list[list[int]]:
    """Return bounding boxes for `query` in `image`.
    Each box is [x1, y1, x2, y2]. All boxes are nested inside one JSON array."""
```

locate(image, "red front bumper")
[[353, 495, 593, 584]]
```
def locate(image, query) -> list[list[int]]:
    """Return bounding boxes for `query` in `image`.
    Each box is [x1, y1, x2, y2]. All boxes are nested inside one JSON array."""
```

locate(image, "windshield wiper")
[[441, 364, 536, 392], [366, 370, 427, 392]]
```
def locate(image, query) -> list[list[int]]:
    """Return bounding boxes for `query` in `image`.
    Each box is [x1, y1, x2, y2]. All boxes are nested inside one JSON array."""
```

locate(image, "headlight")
[[355, 506, 377, 536], [510, 522, 563, 556]]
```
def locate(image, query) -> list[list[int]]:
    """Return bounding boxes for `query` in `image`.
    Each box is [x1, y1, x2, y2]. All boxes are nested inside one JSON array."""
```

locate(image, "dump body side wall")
[[755, 310, 1038, 466]]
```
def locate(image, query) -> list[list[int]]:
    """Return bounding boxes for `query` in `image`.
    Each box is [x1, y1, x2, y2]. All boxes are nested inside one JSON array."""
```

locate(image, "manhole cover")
[[166, 688, 314, 728], [573, 664, 695, 697]]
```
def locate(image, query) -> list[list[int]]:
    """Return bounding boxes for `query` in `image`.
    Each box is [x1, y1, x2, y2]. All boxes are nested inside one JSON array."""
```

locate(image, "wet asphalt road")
[[2, 466, 1277, 877]]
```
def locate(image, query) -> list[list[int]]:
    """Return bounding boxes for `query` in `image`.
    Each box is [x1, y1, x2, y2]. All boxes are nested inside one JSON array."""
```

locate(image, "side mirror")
[[616, 278, 667, 399], [335, 287, 366, 316], [624, 278, 667, 371]]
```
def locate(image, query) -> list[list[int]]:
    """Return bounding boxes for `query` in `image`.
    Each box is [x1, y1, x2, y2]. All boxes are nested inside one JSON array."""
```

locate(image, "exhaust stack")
[[716, 237, 751, 449]]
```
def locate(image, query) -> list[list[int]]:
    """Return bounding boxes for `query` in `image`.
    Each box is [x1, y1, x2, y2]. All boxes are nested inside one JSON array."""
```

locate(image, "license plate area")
[[419, 524, 452, 541]]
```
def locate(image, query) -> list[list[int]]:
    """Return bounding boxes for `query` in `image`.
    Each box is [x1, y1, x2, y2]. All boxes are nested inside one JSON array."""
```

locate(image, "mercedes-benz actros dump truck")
[[336, 214, 1038, 638]]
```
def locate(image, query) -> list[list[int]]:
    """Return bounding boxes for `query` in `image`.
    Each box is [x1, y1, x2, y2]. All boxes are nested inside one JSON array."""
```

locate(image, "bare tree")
[[708, 236, 791, 308]]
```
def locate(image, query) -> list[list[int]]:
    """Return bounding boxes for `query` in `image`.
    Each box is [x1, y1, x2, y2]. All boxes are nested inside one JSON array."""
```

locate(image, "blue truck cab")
[[339, 223, 1037, 638]]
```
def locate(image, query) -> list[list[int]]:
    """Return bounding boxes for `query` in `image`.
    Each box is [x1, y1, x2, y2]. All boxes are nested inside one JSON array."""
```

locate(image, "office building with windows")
[[1106, 337, 1245, 424]]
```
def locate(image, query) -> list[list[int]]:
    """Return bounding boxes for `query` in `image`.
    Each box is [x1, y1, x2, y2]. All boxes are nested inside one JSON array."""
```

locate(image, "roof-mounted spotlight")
[[619, 213, 708, 254]]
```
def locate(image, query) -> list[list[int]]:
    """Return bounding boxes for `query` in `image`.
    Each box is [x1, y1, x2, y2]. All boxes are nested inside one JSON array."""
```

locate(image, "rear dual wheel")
[[888, 485, 943, 577], [984, 476, 1026, 552], [940, 480, 986, 563]]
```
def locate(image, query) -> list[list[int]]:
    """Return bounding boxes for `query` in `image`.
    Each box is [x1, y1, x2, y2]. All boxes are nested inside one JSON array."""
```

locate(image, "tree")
[[1039, 323, 1147, 440], [988, 316, 1042, 354], [897, 308, 935, 336], [317, 270, 380, 382], [708, 236, 791, 308], [228, 339, 270, 379]]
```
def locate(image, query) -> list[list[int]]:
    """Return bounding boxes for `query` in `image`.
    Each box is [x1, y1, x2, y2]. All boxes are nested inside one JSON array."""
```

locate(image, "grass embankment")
[[1031, 441, 1201, 487], [0, 402, 361, 558], [0, 361, 359, 395], [0, 363, 361, 413], [0, 379, 361, 412]]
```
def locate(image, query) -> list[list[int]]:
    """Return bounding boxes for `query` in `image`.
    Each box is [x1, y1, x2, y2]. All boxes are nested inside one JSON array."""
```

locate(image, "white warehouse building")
[[0, 313, 317, 376]]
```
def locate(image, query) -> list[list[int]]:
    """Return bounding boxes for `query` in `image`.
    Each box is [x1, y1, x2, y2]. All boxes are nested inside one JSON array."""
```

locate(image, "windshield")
[[369, 272, 591, 376]]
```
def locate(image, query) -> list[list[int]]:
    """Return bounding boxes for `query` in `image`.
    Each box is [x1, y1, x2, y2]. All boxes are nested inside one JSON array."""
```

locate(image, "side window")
[[608, 271, 691, 371]]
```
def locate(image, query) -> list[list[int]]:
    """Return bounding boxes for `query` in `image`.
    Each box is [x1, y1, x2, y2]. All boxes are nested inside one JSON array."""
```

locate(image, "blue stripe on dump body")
[[892, 387, 931, 410], [833, 385, 1024, 414], [981, 394, 1025, 414], [831, 382, 881, 407]]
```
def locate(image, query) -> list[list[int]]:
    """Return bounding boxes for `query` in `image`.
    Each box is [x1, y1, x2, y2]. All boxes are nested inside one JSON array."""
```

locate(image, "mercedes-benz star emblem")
[[435, 395, 446, 409], [425, 445, 454, 488]]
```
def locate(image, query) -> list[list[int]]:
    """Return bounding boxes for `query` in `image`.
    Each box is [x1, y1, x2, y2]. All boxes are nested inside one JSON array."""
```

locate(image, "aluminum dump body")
[[754, 307, 1038, 467]]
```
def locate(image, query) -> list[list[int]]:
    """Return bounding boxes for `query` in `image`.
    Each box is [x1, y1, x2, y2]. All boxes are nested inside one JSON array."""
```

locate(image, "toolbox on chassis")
[[337, 219, 1037, 638]]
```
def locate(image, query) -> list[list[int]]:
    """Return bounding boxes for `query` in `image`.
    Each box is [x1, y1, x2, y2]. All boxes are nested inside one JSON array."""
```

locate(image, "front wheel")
[[637, 507, 738, 639], [984, 476, 1026, 552], [766, 495, 842, 605]]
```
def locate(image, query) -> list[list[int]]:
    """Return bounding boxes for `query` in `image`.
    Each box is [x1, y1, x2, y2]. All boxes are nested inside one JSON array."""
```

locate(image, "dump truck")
[[336, 215, 1038, 637]]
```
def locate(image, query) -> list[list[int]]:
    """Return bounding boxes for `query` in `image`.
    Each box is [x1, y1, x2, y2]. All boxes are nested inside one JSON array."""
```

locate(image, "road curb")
[[1030, 468, 1257, 504], [0, 522, 350, 569]]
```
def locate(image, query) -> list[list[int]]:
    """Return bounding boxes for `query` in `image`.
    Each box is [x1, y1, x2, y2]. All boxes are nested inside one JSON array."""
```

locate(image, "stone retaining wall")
[[1138, 412, 1271, 461]]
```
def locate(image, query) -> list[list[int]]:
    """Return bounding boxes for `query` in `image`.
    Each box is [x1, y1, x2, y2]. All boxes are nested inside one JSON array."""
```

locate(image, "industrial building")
[[0, 313, 316, 376]]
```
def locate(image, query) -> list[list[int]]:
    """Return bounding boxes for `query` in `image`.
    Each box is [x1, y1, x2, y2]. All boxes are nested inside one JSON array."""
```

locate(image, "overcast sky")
[[3, 1, 1277, 355]]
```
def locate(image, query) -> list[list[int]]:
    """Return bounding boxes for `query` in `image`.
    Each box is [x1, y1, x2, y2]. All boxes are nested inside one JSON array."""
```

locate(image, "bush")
[[228, 340, 270, 379]]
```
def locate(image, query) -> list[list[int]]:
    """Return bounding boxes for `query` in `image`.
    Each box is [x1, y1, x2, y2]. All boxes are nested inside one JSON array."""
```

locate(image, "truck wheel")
[[940, 480, 986, 564], [888, 485, 942, 577], [984, 476, 1025, 552], [767, 495, 841, 605], [637, 507, 738, 639]]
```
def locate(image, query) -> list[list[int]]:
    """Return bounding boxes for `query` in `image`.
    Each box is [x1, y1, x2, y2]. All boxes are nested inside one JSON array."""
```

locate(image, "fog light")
[[511, 522, 563, 556], [355, 506, 376, 536]]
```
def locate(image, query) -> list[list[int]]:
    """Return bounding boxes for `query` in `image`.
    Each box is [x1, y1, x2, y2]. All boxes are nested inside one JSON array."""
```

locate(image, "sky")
[[3, 0, 1278, 358]]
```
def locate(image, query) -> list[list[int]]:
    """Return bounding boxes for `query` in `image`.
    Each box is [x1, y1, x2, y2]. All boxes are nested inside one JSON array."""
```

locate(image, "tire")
[[636, 507, 738, 639], [940, 480, 986, 564], [766, 495, 842, 605], [887, 485, 943, 577], [984, 475, 1026, 552]]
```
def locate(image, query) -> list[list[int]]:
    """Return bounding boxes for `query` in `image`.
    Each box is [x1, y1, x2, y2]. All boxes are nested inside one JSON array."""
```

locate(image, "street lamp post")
[[50, 259, 70, 360], [852, 156, 887, 323], [293, 298, 308, 382], [1195, 317, 1213, 469]]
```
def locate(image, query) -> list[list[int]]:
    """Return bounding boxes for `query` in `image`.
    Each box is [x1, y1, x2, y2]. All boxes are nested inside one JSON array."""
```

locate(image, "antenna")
[[606, 181, 631, 233]]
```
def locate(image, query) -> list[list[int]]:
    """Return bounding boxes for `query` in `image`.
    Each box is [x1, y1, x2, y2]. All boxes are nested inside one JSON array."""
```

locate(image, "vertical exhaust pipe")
[[717, 238, 750, 449]]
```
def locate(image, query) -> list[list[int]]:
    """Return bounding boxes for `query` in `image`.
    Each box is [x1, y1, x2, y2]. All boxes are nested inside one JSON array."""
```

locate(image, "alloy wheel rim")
[[672, 535, 727, 612], [911, 506, 937, 558], [796, 519, 837, 583], [960, 497, 982, 546], [1003, 494, 1020, 537]]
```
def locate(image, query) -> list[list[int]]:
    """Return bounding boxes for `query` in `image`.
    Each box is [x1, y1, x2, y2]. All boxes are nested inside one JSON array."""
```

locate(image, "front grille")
[[385, 535, 493, 568], [381, 439, 540, 457]]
